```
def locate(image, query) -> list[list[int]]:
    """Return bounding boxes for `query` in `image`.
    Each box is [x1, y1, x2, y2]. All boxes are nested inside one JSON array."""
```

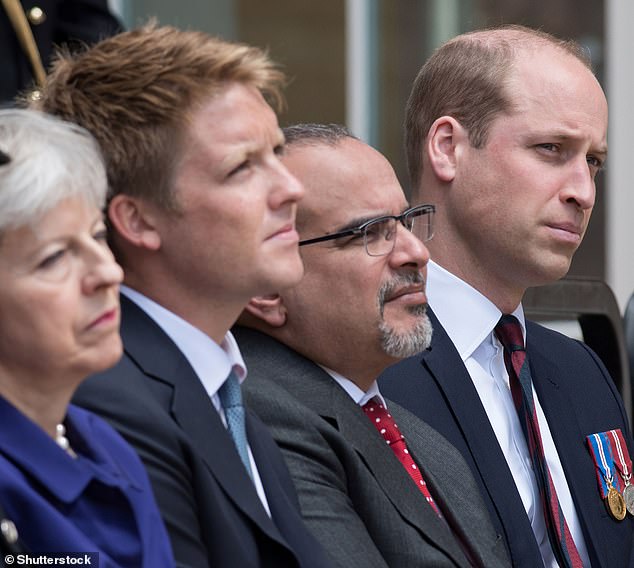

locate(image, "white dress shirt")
[[427, 261, 590, 567], [320, 365, 387, 408], [121, 286, 271, 515]]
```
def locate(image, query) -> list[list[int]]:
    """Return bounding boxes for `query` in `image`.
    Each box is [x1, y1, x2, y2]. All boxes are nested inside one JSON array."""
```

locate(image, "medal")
[[608, 429, 634, 516], [587, 432, 625, 521], [606, 484, 627, 520], [623, 485, 634, 516]]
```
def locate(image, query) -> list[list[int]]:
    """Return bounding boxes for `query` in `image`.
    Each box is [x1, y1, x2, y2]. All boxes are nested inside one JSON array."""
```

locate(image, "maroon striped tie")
[[495, 315, 583, 568]]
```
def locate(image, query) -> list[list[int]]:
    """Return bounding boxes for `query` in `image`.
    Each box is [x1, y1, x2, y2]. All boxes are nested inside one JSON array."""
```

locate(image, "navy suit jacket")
[[379, 309, 634, 568], [73, 295, 331, 568]]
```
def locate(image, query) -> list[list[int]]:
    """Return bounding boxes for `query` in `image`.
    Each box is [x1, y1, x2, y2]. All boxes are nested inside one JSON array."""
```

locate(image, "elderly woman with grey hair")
[[0, 109, 174, 567]]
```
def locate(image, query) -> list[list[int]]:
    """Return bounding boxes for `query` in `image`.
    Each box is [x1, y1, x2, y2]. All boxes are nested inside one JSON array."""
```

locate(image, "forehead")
[[499, 46, 608, 145], [184, 83, 282, 158], [0, 197, 98, 262], [287, 138, 407, 230]]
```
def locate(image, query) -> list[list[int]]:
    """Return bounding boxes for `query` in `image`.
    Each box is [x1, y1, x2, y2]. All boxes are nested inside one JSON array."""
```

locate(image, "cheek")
[[0, 305, 65, 361]]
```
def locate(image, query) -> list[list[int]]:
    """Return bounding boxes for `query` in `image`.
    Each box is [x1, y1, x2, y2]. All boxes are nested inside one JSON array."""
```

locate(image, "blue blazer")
[[73, 295, 331, 568], [379, 309, 634, 568], [0, 396, 174, 567]]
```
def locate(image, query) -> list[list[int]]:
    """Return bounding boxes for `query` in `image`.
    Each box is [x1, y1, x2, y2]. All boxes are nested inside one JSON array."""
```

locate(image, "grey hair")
[[0, 109, 107, 236], [283, 123, 357, 148]]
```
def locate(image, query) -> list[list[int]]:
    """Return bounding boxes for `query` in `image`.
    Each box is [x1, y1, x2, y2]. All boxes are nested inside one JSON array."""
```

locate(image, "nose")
[[388, 222, 430, 270], [269, 159, 305, 209], [82, 243, 124, 295], [560, 157, 596, 211]]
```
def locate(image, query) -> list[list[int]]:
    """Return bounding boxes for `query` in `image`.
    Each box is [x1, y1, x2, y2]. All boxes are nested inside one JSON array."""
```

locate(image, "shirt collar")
[[427, 260, 526, 360], [319, 365, 388, 408], [121, 286, 247, 396]]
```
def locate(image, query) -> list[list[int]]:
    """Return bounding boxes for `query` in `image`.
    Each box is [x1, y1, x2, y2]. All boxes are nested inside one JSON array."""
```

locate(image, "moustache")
[[378, 272, 426, 314]]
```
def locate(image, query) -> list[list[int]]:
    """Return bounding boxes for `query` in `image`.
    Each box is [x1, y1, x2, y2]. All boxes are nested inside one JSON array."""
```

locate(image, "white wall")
[[606, 0, 634, 310]]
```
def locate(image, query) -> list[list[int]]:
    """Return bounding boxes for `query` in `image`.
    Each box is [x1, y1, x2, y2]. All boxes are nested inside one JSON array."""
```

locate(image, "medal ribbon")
[[587, 433, 617, 498], [608, 429, 631, 490]]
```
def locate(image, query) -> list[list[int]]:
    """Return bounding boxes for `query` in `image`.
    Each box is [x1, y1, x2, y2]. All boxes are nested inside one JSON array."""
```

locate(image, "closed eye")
[[38, 249, 66, 269], [228, 160, 250, 177]]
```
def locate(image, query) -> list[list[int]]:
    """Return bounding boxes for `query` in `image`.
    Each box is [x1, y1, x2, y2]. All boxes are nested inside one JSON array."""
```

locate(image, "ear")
[[108, 195, 161, 251], [426, 116, 467, 183], [244, 294, 287, 328]]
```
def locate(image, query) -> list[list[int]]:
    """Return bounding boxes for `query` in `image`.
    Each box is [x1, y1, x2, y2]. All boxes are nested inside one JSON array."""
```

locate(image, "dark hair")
[[283, 123, 357, 148]]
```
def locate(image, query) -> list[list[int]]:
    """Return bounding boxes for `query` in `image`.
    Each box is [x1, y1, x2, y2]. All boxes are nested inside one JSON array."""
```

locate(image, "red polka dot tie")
[[362, 400, 442, 518]]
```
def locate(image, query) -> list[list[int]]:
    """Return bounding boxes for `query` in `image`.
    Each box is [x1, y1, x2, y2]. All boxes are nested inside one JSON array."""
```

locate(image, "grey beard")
[[377, 272, 433, 358]]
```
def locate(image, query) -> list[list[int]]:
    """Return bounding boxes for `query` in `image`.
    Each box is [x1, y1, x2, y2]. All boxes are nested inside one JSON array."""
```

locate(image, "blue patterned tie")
[[495, 315, 583, 568], [218, 370, 253, 479]]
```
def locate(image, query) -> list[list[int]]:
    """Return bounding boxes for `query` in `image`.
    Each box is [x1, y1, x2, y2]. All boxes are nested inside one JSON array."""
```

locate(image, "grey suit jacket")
[[235, 326, 510, 568]]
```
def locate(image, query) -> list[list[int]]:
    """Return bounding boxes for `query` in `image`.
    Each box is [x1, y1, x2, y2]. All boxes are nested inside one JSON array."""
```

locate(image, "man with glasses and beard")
[[234, 123, 510, 568]]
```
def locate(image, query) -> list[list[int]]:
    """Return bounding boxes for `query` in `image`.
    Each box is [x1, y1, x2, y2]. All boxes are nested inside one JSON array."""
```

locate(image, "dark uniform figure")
[[1, 0, 121, 104]]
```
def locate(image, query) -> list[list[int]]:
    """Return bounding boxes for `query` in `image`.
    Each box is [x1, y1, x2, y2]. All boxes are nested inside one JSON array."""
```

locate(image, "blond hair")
[[35, 23, 286, 209]]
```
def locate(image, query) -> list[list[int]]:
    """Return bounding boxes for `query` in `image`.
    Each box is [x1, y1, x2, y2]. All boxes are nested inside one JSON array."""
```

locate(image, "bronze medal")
[[606, 486, 627, 521]]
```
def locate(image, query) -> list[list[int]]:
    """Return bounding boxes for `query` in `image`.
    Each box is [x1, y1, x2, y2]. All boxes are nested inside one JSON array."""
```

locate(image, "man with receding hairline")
[[381, 24, 634, 568], [236, 123, 510, 568], [35, 24, 331, 568]]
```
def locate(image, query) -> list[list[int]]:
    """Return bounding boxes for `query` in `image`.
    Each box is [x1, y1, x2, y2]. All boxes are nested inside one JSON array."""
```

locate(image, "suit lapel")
[[119, 297, 286, 545], [324, 379, 471, 567], [393, 403, 506, 566], [526, 333, 609, 567], [235, 326, 471, 565], [422, 310, 540, 563]]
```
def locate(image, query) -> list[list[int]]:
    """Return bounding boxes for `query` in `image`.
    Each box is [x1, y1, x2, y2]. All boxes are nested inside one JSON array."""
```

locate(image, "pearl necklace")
[[55, 423, 77, 458]]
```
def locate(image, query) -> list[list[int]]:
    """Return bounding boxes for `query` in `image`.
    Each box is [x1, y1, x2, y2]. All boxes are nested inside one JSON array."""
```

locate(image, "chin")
[[266, 258, 305, 290], [536, 257, 573, 285], [86, 336, 123, 377]]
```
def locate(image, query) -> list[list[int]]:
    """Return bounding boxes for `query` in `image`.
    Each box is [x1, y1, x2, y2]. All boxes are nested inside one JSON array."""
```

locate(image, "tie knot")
[[362, 400, 404, 445], [494, 314, 525, 353]]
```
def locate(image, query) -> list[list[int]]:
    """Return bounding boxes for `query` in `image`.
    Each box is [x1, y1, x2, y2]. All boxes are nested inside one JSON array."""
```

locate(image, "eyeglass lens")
[[364, 209, 433, 257]]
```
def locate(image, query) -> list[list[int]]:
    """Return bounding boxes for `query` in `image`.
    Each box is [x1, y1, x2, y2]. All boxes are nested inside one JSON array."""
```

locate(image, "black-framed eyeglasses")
[[299, 204, 435, 257]]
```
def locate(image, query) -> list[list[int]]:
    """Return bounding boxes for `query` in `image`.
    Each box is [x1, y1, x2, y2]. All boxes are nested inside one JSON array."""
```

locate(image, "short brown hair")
[[34, 22, 286, 209], [405, 24, 592, 193]]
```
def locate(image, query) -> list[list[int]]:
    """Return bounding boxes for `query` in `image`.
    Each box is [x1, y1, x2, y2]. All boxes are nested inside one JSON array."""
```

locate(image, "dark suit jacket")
[[235, 326, 510, 568], [73, 296, 331, 568], [1, 0, 121, 103], [379, 309, 634, 568]]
